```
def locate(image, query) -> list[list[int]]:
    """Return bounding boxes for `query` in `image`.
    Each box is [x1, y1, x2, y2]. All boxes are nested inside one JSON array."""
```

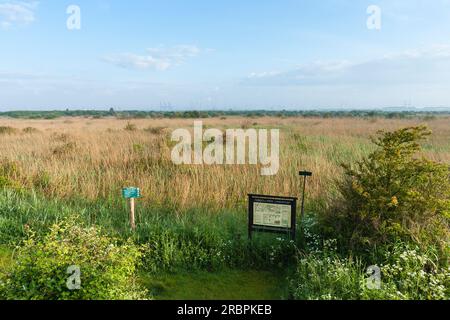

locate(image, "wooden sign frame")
[[248, 194, 297, 240]]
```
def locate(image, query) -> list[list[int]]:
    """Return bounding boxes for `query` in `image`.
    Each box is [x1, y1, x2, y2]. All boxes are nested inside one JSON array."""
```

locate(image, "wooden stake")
[[130, 198, 136, 231]]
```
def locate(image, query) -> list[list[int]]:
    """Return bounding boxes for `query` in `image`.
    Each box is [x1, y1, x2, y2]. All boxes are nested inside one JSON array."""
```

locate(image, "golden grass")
[[1, 116, 449, 209]]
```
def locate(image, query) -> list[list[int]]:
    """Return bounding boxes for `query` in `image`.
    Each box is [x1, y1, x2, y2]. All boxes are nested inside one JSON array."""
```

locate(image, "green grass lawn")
[[140, 270, 289, 300]]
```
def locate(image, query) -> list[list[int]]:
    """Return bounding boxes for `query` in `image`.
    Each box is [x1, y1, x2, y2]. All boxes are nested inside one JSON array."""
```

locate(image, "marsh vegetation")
[[0, 115, 448, 300]]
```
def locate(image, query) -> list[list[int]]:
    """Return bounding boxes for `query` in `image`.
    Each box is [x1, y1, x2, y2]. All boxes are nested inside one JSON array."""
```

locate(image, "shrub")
[[0, 159, 20, 178], [132, 143, 144, 153], [52, 142, 77, 157], [0, 126, 17, 135], [0, 176, 16, 190], [358, 243, 450, 300], [32, 171, 52, 192], [364, 243, 450, 300], [124, 122, 137, 131], [289, 241, 449, 300], [0, 217, 148, 300], [51, 133, 71, 142], [22, 127, 40, 134], [0, 159, 23, 191], [144, 126, 166, 135], [321, 126, 450, 254], [289, 240, 365, 300]]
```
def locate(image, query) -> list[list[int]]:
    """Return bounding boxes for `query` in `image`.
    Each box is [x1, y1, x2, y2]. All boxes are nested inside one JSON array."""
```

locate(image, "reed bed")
[[1, 116, 449, 210]]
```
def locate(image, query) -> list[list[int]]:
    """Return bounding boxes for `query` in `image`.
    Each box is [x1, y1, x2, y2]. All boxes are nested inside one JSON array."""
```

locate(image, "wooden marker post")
[[122, 187, 141, 231], [129, 197, 136, 230]]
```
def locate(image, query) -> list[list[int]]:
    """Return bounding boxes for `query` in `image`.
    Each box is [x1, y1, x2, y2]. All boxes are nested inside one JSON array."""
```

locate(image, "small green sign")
[[122, 187, 141, 199]]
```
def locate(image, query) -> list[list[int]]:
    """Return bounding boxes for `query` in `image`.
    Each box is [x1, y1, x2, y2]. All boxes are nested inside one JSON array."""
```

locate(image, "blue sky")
[[1, 0, 450, 110]]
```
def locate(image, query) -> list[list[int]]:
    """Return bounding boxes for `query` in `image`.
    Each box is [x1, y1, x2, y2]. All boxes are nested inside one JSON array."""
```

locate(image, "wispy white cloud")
[[0, 1, 38, 29], [244, 45, 450, 86], [103, 45, 203, 71]]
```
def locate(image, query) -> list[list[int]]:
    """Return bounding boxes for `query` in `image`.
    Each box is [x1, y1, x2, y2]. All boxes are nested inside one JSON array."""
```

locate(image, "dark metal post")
[[291, 198, 297, 240], [299, 171, 312, 222], [248, 195, 253, 240]]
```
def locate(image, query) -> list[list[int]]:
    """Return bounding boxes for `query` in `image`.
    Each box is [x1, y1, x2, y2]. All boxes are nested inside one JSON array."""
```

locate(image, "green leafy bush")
[[289, 241, 449, 300], [322, 126, 450, 254], [289, 240, 364, 300], [364, 244, 450, 300], [0, 217, 148, 300]]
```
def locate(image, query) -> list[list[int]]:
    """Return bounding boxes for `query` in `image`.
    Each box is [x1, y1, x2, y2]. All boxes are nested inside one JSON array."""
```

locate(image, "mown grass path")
[[140, 270, 288, 300]]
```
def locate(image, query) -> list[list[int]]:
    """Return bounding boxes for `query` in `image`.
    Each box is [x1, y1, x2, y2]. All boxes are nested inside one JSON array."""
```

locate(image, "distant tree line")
[[0, 109, 449, 119]]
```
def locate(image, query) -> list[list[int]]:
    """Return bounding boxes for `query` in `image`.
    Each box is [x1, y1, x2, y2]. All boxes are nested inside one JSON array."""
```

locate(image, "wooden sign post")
[[129, 197, 136, 230], [122, 187, 141, 231]]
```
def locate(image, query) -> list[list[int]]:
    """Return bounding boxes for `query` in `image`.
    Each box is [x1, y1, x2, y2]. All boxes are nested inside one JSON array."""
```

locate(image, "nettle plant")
[[324, 126, 450, 254], [0, 217, 147, 300]]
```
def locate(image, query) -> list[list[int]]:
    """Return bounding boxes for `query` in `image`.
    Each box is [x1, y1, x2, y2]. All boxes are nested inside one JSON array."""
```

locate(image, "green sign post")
[[122, 187, 141, 230], [122, 187, 141, 199]]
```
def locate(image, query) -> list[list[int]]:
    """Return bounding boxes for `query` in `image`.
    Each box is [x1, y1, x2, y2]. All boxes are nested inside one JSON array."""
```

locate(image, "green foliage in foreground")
[[0, 187, 448, 300], [289, 126, 450, 300], [0, 126, 449, 300], [0, 190, 297, 273], [322, 126, 450, 255], [289, 241, 449, 300], [0, 218, 147, 300]]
